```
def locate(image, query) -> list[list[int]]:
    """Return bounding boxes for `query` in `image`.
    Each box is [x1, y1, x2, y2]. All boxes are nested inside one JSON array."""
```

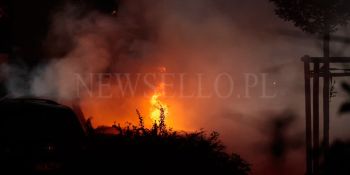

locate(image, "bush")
[[83, 108, 251, 175]]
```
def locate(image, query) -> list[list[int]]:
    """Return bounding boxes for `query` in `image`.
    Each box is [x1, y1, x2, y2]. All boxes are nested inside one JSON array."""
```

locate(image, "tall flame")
[[150, 70, 169, 124]]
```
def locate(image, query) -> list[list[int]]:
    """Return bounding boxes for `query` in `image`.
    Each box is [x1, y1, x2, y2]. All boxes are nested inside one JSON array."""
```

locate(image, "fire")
[[150, 82, 169, 124], [158, 66, 167, 73]]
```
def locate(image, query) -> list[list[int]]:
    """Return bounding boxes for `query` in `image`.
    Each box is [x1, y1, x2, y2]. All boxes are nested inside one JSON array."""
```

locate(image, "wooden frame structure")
[[302, 56, 350, 175]]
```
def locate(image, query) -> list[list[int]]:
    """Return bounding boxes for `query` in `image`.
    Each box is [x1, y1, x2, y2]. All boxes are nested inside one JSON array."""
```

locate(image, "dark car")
[[0, 97, 87, 173]]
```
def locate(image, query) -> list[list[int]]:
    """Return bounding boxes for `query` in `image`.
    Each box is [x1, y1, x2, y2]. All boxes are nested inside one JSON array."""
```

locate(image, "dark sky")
[[0, 0, 119, 65]]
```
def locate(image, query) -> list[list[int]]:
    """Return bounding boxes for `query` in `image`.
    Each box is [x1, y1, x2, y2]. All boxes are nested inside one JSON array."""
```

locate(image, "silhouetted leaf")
[[340, 102, 350, 114], [341, 82, 350, 95]]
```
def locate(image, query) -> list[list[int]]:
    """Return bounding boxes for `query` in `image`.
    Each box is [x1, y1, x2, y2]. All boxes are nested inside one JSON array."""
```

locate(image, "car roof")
[[0, 97, 86, 142]]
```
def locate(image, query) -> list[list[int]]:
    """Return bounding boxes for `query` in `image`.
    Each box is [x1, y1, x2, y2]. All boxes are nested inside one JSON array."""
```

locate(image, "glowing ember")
[[150, 82, 169, 124], [158, 66, 167, 73]]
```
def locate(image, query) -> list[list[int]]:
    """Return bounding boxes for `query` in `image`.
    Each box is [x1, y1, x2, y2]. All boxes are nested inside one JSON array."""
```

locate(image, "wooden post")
[[303, 56, 313, 175], [302, 56, 350, 175], [313, 62, 320, 175], [323, 33, 330, 154]]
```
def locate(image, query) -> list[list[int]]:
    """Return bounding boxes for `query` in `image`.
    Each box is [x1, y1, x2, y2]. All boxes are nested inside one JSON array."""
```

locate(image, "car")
[[0, 97, 87, 173]]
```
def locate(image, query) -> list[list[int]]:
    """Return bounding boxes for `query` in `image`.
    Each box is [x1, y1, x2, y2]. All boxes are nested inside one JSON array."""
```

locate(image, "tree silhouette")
[[269, 0, 350, 35], [269, 1, 350, 174]]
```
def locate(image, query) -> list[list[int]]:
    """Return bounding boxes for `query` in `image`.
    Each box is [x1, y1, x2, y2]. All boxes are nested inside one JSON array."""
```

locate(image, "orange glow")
[[79, 88, 190, 131], [158, 66, 167, 73], [77, 66, 192, 131], [150, 82, 169, 124]]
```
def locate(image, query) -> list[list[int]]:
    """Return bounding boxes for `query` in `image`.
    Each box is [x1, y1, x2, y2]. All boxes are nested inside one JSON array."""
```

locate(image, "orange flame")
[[150, 67, 169, 124]]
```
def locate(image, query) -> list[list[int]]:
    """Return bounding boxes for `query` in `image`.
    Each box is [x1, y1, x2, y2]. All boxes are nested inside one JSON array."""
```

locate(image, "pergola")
[[302, 56, 350, 175]]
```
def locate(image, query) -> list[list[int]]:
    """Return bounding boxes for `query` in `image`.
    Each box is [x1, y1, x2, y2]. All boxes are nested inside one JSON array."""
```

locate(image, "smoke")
[[1, 0, 342, 175]]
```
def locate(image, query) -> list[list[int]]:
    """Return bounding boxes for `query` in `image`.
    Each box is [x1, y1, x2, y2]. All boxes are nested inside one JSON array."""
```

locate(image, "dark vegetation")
[[0, 98, 250, 175], [85, 108, 251, 174], [320, 82, 350, 175], [339, 82, 350, 114], [269, 0, 350, 34], [324, 140, 350, 175]]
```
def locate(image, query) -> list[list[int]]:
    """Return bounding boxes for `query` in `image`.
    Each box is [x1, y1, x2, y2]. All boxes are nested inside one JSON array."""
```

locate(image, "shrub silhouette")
[[82, 107, 251, 175], [0, 104, 250, 175], [323, 140, 350, 175]]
